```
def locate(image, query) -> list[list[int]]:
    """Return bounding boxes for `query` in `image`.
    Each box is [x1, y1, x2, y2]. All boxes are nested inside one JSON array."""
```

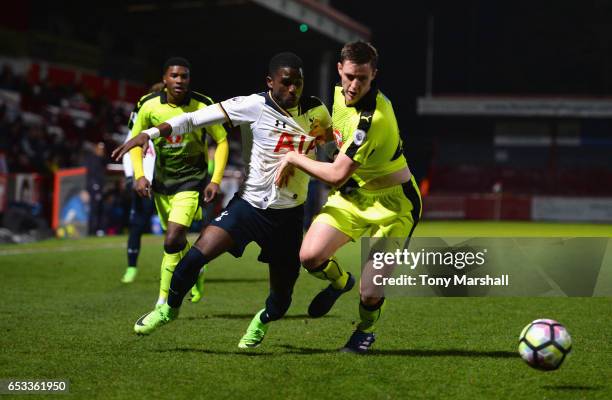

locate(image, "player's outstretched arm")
[[275, 151, 359, 188], [112, 124, 168, 161], [164, 104, 227, 136], [112, 105, 228, 161]]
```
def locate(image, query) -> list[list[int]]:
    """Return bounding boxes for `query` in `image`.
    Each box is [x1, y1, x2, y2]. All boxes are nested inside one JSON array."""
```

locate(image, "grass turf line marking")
[[0, 242, 125, 256]]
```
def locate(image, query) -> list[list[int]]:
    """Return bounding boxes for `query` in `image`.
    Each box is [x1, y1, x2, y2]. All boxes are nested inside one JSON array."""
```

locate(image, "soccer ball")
[[518, 319, 572, 371]]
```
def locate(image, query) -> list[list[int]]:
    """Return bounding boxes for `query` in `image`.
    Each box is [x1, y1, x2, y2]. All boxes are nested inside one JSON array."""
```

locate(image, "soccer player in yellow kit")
[[129, 57, 228, 306], [276, 41, 422, 353]]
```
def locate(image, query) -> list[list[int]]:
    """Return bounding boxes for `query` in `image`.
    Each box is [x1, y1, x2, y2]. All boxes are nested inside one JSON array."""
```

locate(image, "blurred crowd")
[[0, 63, 141, 239], [0, 63, 132, 175], [0, 63, 249, 238]]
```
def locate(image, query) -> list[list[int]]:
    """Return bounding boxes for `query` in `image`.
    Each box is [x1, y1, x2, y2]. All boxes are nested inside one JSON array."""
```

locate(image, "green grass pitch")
[[1, 221, 610, 399]]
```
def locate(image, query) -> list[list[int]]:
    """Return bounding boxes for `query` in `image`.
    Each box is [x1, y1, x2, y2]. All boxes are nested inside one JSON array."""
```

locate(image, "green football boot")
[[121, 267, 138, 283], [238, 309, 269, 348], [134, 304, 179, 335]]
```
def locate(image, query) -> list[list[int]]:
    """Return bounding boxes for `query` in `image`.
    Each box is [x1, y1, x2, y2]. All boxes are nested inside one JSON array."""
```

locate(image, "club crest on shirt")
[[353, 129, 366, 146]]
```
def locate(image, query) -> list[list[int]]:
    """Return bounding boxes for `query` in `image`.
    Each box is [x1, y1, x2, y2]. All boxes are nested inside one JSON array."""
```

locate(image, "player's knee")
[[360, 295, 383, 307], [300, 249, 324, 270], [164, 233, 186, 254], [265, 291, 292, 321]]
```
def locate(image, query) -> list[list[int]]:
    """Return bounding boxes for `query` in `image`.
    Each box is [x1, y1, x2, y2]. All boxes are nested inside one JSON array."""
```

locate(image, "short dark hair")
[[268, 52, 303, 76], [163, 57, 191, 73], [340, 41, 378, 69]]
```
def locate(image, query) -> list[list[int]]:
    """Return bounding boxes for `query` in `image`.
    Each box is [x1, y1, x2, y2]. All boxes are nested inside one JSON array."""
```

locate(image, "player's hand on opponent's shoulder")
[[135, 177, 152, 198], [275, 153, 296, 188], [203, 182, 220, 203], [111, 132, 151, 161]]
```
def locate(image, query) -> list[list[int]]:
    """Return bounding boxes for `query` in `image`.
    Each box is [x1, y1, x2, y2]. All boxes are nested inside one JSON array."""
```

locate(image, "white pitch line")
[[0, 242, 126, 256]]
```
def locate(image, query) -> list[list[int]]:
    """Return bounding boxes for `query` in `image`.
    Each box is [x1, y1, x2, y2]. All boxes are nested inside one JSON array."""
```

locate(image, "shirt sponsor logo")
[[165, 135, 183, 144], [273, 132, 317, 154]]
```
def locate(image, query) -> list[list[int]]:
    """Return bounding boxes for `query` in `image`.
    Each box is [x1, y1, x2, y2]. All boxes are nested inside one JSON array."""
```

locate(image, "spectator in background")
[[0, 65, 23, 91], [0, 151, 7, 174], [20, 125, 49, 172], [84, 141, 107, 236], [1, 65, 150, 183], [60, 189, 90, 237], [0, 104, 8, 173]]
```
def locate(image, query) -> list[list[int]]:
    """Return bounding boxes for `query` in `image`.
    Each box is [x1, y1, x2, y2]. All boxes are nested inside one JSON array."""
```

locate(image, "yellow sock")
[[179, 241, 191, 258], [357, 298, 386, 333], [157, 243, 189, 305], [190, 265, 207, 303], [308, 257, 349, 290]]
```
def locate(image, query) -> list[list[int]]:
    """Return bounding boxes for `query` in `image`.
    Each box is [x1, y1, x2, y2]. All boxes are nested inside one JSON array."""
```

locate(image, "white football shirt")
[[122, 132, 156, 182], [219, 92, 331, 209]]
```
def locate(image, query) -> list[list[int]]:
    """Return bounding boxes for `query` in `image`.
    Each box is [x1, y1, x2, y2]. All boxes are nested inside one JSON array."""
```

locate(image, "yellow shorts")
[[313, 176, 422, 241], [153, 190, 202, 231]]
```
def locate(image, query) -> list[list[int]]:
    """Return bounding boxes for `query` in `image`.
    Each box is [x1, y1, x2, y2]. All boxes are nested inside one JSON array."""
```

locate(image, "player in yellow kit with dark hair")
[[276, 41, 422, 353], [129, 57, 228, 306]]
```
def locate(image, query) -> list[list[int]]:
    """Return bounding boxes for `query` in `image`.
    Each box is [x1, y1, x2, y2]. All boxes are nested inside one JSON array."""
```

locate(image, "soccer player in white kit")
[[113, 53, 331, 347], [119, 128, 155, 284]]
